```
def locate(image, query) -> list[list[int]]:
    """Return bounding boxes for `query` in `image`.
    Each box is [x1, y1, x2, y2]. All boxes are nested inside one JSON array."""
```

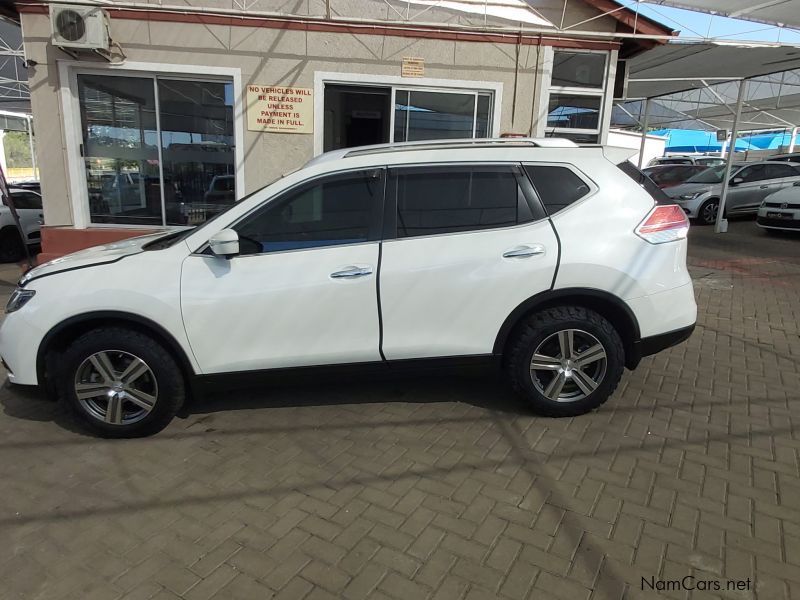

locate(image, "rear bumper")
[[627, 324, 695, 369]]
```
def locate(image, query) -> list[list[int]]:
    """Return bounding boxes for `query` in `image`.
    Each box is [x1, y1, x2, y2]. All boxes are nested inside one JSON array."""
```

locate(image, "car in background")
[[767, 152, 800, 164], [0, 187, 43, 262], [757, 181, 800, 233], [642, 164, 707, 189], [11, 181, 40, 193], [665, 161, 800, 225], [648, 155, 725, 168], [203, 175, 235, 204]]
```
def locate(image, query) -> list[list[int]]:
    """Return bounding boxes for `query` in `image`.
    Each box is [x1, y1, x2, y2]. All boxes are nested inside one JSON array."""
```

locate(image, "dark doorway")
[[323, 85, 391, 152]]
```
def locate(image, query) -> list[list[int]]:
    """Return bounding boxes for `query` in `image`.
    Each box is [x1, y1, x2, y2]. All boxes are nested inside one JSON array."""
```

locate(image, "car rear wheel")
[[0, 228, 24, 263], [698, 198, 719, 226], [58, 327, 185, 437], [506, 306, 624, 417]]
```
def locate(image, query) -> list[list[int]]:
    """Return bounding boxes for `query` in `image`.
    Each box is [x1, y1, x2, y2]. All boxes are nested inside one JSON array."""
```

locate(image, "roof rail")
[[341, 137, 578, 158]]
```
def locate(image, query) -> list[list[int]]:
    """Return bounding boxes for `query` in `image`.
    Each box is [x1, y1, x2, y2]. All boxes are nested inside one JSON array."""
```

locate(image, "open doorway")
[[323, 85, 391, 152]]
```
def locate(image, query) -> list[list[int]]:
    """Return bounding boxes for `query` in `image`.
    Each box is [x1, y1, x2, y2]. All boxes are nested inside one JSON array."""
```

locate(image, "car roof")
[[305, 137, 580, 167]]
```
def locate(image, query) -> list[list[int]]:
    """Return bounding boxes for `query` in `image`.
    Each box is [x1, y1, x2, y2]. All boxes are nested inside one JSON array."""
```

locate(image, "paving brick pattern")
[[0, 221, 798, 600]]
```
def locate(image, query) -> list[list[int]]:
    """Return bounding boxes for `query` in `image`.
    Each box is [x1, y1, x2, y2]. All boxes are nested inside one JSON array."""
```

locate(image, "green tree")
[[4, 131, 32, 168]]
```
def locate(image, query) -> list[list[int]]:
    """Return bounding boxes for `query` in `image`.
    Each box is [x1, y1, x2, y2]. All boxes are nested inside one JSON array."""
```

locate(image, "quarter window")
[[391, 166, 533, 238], [8, 192, 42, 210], [524, 165, 592, 214], [234, 170, 382, 255]]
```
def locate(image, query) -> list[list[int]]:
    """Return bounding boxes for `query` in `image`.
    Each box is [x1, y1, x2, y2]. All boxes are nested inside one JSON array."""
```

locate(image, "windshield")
[[685, 164, 735, 184]]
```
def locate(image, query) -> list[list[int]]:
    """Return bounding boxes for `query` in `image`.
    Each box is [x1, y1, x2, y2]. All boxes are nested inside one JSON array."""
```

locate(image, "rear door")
[[378, 164, 558, 360]]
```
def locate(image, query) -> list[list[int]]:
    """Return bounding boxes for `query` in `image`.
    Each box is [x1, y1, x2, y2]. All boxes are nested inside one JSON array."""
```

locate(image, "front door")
[[727, 164, 777, 213], [378, 164, 559, 359], [181, 169, 385, 374]]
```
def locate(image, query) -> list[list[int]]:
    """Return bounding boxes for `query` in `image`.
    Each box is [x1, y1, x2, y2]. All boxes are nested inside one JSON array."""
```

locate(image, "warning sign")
[[401, 57, 425, 78], [246, 85, 313, 133]]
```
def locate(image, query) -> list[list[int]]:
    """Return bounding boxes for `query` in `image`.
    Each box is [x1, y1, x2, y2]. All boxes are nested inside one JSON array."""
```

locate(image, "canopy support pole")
[[789, 126, 799, 153], [637, 98, 651, 169], [715, 78, 747, 234]]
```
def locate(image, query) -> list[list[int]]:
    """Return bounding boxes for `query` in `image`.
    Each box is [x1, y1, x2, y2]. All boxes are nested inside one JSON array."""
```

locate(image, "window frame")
[[204, 167, 387, 258], [313, 72, 503, 156], [382, 162, 547, 242], [60, 60, 244, 230], [543, 49, 610, 143]]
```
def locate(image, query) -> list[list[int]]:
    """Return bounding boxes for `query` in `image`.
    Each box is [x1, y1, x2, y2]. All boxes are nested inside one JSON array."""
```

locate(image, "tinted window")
[[551, 51, 606, 88], [616, 162, 671, 203], [737, 164, 769, 183], [524, 165, 592, 213], [9, 191, 42, 210], [658, 158, 693, 165], [392, 167, 527, 238], [235, 170, 381, 254], [765, 164, 799, 179]]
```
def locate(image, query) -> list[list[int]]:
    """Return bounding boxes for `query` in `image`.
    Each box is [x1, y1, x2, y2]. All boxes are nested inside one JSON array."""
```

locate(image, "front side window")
[[8, 192, 42, 210], [390, 166, 533, 239], [234, 170, 382, 254], [737, 165, 768, 183]]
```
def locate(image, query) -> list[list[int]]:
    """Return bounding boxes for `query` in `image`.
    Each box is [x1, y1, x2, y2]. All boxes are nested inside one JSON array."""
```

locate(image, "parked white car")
[[0, 187, 43, 262], [757, 181, 800, 233], [0, 139, 697, 437]]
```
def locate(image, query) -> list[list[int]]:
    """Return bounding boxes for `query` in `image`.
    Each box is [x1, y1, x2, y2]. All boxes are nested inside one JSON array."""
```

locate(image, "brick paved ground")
[[0, 220, 798, 600]]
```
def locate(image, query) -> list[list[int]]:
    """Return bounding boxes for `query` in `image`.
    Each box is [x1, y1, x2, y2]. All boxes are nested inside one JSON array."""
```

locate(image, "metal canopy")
[[626, 42, 800, 99], [645, 0, 800, 29]]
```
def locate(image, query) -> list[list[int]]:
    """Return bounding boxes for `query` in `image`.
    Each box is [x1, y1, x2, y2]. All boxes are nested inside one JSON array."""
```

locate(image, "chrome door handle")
[[330, 266, 373, 279], [503, 244, 545, 259]]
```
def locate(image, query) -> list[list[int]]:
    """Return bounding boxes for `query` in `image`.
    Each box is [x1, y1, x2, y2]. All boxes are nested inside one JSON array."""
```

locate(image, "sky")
[[617, 1, 800, 44]]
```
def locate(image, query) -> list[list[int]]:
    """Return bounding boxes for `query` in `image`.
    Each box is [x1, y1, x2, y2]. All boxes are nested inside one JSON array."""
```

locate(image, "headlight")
[[5, 289, 35, 314], [679, 192, 702, 200]]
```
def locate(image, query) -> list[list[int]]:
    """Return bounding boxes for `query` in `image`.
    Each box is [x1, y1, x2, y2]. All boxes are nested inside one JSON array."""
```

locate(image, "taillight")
[[635, 204, 690, 244]]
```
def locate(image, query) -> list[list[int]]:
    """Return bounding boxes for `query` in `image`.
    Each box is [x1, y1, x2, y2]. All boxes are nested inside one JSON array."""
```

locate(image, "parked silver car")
[[665, 161, 800, 225]]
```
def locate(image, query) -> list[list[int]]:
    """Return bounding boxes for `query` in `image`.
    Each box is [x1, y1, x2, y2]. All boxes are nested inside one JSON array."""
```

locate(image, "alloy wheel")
[[702, 201, 719, 225], [74, 350, 158, 425], [529, 329, 608, 402]]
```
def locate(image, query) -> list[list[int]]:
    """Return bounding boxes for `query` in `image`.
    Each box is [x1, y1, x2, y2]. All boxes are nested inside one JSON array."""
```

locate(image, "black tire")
[[57, 327, 185, 438], [505, 306, 624, 417], [0, 228, 24, 263], [697, 198, 719, 226]]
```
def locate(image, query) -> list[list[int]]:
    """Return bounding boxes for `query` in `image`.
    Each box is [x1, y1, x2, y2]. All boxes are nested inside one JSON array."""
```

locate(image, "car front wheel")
[[57, 327, 185, 437], [506, 306, 625, 417], [697, 198, 719, 225]]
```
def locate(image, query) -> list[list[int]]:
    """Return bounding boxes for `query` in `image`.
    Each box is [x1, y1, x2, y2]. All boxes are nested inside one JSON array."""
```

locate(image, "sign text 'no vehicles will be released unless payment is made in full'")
[[247, 85, 313, 133]]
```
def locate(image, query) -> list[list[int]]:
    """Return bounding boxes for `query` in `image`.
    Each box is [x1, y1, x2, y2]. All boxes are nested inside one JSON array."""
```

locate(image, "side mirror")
[[208, 228, 239, 258], [731, 177, 743, 186]]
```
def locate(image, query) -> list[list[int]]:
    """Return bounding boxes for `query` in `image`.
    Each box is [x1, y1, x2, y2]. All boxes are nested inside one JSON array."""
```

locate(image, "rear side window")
[[617, 161, 670, 203], [390, 166, 534, 238], [765, 164, 799, 179], [524, 165, 591, 214]]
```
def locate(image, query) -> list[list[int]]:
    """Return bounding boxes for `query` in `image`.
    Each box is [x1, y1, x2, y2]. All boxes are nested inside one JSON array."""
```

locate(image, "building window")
[[323, 84, 495, 152], [545, 51, 607, 144], [77, 73, 235, 227], [394, 90, 493, 142]]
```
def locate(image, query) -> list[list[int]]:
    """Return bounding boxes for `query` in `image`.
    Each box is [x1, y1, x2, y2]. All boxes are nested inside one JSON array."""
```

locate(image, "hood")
[[765, 185, 800, 205], [20, 231, 175, 286], [665, 182, 718, 198]]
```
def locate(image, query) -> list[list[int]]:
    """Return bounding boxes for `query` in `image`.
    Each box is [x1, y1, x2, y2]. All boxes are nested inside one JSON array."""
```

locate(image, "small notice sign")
[[401, 57, 425, 78], [246, 85, 313, 133]]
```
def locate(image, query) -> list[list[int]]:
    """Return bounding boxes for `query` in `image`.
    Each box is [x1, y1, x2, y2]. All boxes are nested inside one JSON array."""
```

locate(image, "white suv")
[[0, 139, 697, 437]]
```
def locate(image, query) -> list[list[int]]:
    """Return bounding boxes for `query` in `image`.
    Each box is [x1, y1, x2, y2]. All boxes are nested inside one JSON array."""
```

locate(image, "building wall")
[[20, 3, 620, 237]]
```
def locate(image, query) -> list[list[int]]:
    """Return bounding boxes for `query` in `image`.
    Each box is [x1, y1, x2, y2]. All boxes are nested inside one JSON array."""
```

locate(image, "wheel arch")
[[37, 311, 198, 394], [493, 288, 642, 369]]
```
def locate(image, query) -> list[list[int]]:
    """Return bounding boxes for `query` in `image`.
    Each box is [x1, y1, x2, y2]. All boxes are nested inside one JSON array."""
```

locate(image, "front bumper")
[[757, 205, 800, 230], [0, 309, 42, 386], [671, 195, 707, 218]]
